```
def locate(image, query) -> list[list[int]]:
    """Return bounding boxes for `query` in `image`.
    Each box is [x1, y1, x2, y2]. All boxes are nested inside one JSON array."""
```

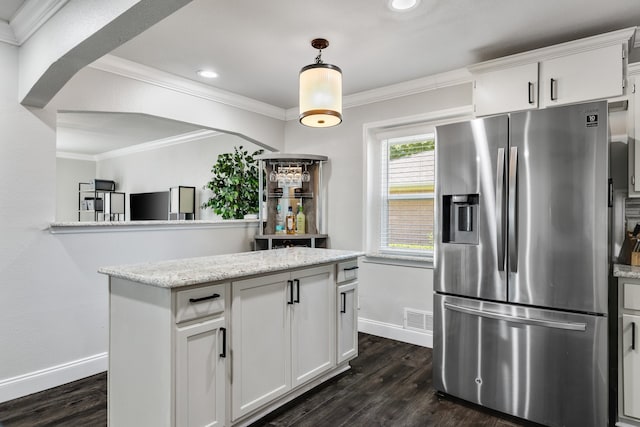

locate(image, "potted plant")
[[202, 145, 264, 219]]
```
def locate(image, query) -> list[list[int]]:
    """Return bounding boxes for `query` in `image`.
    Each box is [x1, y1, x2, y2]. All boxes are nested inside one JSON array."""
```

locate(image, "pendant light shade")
[[299, 39, 342, 128]]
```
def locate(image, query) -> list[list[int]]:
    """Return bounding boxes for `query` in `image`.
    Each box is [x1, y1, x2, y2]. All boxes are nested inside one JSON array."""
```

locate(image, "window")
[[363, 107, 472, 265], [380, 134, 435, 257]]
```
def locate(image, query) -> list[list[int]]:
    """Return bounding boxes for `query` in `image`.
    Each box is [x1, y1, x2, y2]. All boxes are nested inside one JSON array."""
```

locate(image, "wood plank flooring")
[[0, 333, 535, 426]]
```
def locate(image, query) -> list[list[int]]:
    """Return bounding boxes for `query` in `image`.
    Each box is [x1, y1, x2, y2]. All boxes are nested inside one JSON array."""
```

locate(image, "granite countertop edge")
[[613, 263, 640, 279], [99, 247, 364, 289]]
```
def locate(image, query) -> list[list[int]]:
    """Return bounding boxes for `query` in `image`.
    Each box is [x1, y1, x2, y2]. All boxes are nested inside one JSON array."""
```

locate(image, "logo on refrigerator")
[[586, 114, 598, 127]]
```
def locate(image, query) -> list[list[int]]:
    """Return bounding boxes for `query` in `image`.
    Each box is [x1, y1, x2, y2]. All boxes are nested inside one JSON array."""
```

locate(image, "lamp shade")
[[299, 63, 342, 128]]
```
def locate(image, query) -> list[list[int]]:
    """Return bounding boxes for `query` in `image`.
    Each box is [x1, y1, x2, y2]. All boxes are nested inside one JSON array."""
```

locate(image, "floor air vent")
[[403, 308, 433, 332]]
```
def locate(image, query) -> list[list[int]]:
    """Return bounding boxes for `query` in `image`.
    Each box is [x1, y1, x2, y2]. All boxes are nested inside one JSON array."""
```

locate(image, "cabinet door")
[[175, 317, 226, 427], [473, 62, 538, 116], [337, 282, 358, 364], [231, 272, 291, 420], [540, 44, 623, 108], [291, 265, 336, 387], [623, 313, 640, 419]]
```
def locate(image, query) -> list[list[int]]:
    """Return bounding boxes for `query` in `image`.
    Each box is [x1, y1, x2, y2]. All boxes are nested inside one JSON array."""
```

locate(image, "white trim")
[[363, 105, 473, 134], [635, 27, 640, 49], [0, 21, 17, 45], [49, 219, 260, 234], [56, 129, 221, 161], [56, 151, 96, 161], [469, 27, 637, 73], [0, 352, 107, 403], [95, 129, 220, 161], [285, 68, 472, 121], [358, 317, 432, 348], [10, 0, 69, 45], [89, 55, 287, 121]]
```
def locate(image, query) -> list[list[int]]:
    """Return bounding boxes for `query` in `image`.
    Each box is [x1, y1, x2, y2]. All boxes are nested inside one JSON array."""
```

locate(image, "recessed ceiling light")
[[197, 70, 218, 79], [389, 0, 419, 11]]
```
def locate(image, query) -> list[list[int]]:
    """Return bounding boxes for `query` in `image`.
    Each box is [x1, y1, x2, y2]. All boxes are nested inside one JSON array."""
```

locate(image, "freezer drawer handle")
[[189, 293, 220, 303], [496, 147, 506, 271], [443, 302, 587, 331]]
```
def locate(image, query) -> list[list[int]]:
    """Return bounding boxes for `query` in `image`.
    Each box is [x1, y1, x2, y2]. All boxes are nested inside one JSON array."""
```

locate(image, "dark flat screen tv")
[[130, 191, 170, 221]]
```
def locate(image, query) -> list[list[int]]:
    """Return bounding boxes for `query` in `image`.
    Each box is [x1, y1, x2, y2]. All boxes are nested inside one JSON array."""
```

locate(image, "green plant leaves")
[[202, 146, 264, 219]]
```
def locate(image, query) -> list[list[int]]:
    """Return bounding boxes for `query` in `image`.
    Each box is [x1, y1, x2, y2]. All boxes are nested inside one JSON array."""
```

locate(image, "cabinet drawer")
[[336, 260, 359, 284], [176, 284, 225, 323], [624, 283, 640, 311]]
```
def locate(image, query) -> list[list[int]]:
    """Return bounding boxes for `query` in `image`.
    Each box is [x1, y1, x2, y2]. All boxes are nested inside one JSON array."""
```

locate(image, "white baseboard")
[[358, 317, 433, 348], [0, 352, 108, 403]]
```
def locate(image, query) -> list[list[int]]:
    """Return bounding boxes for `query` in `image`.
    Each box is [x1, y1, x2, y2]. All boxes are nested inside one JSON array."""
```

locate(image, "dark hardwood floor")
[[0, 333, 533, 426]]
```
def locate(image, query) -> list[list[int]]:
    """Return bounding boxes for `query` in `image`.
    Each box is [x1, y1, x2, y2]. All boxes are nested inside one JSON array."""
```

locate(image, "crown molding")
[[56, 151, 96, 161], [89, 55, 287, 121], [94, 129, 220, 161], [635, 27, 640, 48], [0, 21, 17, 45], [57, 128, 221, 160], [10, 0, 68, 45], [284, 67, 472, 121], [469, 27, 637, 73]]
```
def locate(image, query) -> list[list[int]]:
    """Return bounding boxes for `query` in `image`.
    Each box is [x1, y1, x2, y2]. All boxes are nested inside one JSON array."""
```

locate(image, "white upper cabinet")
[[473, 62, 539, 116], [469, 27, 635, 117], [539, 44, 624, 108]]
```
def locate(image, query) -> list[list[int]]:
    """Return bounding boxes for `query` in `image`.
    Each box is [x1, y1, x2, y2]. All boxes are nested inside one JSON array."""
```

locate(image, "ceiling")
[[2, 0, 640, 154]]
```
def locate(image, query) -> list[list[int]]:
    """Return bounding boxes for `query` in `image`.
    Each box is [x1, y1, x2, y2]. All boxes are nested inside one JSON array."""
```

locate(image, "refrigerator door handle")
[[508, 146, 518, 273], [443, 302, 587, 331], [496, 147, 506, 271]]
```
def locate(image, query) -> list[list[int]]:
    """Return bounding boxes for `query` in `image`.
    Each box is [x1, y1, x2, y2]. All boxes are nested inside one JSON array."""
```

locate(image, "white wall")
[[0, 39, 271, 402], [95, 132, 264, 221], [56, 157, 97, 221], [284, 83, 472, 346]]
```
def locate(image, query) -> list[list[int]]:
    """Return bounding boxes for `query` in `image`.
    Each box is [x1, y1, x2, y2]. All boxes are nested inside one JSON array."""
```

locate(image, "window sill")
[[363, 252, 433, 269]]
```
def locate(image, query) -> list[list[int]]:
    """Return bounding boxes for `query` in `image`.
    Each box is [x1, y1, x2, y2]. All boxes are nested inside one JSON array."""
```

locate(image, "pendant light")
[[299, 38, 342, 128]]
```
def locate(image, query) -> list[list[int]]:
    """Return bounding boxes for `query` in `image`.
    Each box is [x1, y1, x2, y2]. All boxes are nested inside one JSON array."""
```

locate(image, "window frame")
[[363, 107, 472, 267]]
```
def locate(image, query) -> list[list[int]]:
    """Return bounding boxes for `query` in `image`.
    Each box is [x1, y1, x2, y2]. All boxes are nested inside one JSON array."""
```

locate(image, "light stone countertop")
[[99, 247, 363, 289], [613, 263, 640, 279]]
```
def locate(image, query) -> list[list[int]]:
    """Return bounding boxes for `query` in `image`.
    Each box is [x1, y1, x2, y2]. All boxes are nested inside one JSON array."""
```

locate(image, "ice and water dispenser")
[[442, 194, 479, 244]]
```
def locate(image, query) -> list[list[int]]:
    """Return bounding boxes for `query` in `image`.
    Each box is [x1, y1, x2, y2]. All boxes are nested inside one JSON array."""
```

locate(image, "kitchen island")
[[99, 247, 362, 427]]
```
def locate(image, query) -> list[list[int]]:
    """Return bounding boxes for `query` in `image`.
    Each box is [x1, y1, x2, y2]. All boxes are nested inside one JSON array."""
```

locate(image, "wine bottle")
[[296, 205, 306, 235], [286, 206, 295, 235]]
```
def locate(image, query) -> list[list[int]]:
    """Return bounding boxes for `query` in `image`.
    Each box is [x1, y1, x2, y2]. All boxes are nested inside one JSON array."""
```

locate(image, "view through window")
[[380, 133, 435, 256]]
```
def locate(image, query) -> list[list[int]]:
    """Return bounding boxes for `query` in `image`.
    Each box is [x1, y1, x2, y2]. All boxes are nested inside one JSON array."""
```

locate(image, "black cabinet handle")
[[527, 82, 534, 104], [633, 322, 637, 351], [287, 280, 294, 304], [344, 266, 359, 271], [550, 78, 557, 101], [294, 279, 300, 303], [220, 327, 226, 358], [189, 293, 220, 303], [340, 292, 347, 314]]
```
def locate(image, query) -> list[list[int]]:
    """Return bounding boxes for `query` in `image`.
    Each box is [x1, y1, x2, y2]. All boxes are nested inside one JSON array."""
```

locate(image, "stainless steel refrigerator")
[[434, 101, 610, 427]]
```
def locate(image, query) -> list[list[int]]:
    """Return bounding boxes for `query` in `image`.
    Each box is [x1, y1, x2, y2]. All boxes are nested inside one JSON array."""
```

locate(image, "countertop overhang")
[[613, 263, 640, 279], [99, 247, 364, 288]]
